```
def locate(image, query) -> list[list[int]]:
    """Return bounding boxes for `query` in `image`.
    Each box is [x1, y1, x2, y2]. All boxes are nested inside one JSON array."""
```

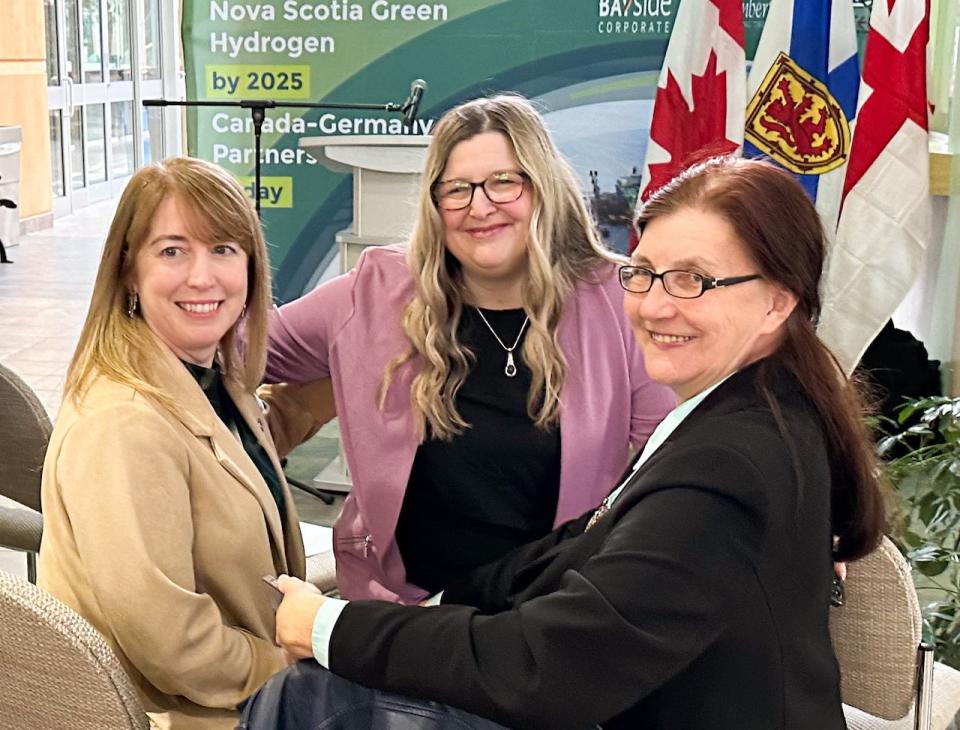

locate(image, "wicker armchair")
[[0, 362, 50, 582], [0, 569, 154, 729], [830, 536, 960, 730]]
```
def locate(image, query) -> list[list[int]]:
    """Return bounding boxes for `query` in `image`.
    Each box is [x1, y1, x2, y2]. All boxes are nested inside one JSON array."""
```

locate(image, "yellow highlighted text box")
[[206, 65, 310, 100], [237, 176, 293, 208]]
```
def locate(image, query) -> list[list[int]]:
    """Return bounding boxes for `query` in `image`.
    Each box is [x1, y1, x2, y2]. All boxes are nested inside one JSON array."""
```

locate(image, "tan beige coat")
[[38, 349, 325, 729]]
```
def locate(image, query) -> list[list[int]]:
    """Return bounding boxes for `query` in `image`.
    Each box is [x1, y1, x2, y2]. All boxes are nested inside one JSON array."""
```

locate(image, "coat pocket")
[[336, 533, 373, 559]]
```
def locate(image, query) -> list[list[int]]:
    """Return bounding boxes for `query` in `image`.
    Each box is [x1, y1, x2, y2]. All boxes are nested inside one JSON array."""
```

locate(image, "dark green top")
[[182, 361, 286, 522]]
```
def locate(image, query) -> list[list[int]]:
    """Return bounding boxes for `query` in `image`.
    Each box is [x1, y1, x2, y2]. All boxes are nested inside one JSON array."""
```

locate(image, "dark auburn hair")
[[637, 156, 885, 561]]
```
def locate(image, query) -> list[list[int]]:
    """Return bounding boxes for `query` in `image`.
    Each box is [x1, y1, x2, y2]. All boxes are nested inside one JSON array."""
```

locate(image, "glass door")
[[45, 0, 167, 216]]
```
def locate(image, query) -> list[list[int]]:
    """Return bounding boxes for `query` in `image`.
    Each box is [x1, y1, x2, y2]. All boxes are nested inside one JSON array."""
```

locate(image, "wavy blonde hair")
[[384, 94, 611, 440], [64, 156, 272, 411]]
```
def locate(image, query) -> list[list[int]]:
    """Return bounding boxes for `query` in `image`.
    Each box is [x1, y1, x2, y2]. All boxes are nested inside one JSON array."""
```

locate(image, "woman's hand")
[[275, 575, 326, 660]]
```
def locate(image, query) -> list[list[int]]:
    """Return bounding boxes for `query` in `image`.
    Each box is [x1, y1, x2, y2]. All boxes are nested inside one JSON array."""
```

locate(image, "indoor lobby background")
[[2, 0, 960, 581], [0, 3, 347, 585], [0, 1, 183, 579]]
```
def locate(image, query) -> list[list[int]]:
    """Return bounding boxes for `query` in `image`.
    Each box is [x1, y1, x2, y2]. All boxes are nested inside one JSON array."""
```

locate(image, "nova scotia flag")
[[744, 0, 859, 232]]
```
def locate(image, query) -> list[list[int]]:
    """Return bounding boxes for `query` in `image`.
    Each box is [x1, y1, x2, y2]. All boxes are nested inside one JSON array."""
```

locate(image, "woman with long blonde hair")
[[39, 157, 329, 729], [267, 94, 674, 603]]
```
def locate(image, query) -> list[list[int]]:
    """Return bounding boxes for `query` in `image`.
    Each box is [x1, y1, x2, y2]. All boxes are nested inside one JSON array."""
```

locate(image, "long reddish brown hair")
[[637, 156, 885, 561]]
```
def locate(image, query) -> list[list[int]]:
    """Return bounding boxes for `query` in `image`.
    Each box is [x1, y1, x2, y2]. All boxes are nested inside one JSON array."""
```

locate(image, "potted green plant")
[[879, 395, 960, 669]]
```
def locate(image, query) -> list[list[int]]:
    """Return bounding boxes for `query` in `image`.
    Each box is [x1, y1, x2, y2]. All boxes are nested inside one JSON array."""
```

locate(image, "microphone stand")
[[143, 94, 413, 219]]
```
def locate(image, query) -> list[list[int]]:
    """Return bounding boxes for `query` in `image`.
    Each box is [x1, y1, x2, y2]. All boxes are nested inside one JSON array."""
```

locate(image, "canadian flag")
[[817, 0, 931, 374], [636, 0, 746, 209]]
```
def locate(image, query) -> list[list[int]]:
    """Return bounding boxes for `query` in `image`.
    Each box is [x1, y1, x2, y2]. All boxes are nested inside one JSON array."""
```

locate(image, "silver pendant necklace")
[[474, 307, 529, 377]]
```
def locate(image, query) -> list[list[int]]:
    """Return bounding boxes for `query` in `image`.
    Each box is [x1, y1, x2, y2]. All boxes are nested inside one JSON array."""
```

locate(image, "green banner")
[[182, 0, 867, 301]]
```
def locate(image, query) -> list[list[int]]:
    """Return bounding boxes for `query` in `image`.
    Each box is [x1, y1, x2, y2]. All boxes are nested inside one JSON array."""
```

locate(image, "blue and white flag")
[[744, 0, 859, 232]]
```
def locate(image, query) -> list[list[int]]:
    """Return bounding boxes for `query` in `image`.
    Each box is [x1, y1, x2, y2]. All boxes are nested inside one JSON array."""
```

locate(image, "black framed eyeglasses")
[[618, 265, 762, 299], [432, 171, 528, 211]]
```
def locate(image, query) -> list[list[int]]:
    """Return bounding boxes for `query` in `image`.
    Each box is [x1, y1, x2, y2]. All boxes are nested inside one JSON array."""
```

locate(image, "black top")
[[394, 307, 561, 593], [182, 361, 286, 522], [332, 362, 844, 730]]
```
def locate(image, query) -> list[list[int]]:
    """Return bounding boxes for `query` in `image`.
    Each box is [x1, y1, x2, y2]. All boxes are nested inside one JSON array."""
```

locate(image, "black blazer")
[[330, 362, 845, 730]]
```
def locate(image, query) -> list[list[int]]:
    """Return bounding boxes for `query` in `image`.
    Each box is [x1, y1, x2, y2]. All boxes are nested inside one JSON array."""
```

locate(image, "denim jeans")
[[238, 660, 513, 730]]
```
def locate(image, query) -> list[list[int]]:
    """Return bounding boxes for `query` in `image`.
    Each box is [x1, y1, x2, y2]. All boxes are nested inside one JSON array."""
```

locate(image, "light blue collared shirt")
[[604, 378, 724, 510]]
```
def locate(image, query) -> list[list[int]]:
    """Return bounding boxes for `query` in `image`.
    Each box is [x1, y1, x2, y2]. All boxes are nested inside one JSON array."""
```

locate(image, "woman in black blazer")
[[243, 157, 886, 730]]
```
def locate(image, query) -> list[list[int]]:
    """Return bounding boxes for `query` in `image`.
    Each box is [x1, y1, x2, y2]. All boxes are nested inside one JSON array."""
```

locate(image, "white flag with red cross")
[[817, 0, 931, 374]]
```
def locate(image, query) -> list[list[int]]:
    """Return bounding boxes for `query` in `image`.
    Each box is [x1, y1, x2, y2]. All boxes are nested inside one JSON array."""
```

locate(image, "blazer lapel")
[[207, 424, 290, 573], [612, 364, 771, 504], [144, 347, 293, 573]]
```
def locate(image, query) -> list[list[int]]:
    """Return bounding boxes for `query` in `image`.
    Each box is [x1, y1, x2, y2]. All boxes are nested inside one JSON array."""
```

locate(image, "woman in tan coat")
[[38, 157, 331, 729]]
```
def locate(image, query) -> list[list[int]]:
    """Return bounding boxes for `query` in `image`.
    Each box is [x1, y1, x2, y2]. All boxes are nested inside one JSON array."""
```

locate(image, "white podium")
[[298, 134, 431, 493], [299, 134, 431, 272]]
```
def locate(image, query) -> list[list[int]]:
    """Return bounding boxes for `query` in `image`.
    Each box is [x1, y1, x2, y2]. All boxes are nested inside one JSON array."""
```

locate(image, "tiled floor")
[[0, 199, 342, 579], [0, 200, 112, 416]]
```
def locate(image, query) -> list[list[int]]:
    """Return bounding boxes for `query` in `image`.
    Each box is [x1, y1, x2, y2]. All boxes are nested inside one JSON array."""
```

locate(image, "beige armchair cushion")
[[843, 661, 960, 729], [830, 536, 923, 719], [0, 569, 151, 729], [306, 549, 338, 595]]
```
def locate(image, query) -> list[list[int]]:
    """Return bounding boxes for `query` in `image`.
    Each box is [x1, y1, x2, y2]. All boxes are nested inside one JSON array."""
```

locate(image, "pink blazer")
[[266, 245, 675, 603]]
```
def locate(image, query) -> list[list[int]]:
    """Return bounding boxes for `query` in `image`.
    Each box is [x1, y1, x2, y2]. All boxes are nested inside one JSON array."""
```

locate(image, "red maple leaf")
[[643, 50, 739, 201]]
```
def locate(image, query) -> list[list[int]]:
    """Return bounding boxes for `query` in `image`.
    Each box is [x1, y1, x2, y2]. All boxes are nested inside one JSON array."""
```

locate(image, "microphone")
[[402, 79, 428, 128]]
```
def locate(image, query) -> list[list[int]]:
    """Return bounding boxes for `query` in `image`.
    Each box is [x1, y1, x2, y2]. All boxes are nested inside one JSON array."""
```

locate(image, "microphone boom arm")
[[143, 88, 417, 217]]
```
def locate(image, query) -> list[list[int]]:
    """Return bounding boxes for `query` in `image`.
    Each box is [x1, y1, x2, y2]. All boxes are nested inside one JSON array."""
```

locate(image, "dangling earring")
[[127, 292, 139, 318], [239, 304, 247, 319]]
